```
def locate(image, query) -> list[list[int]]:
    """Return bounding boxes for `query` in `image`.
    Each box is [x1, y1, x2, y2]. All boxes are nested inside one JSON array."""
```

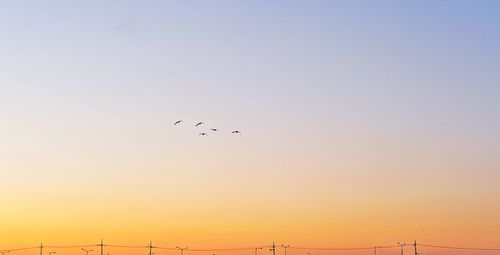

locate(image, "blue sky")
[[1, 0, 500, 248]]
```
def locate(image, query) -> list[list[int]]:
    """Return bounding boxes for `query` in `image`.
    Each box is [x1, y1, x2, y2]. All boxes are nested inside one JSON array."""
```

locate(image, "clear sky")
[[1, 1, 500, 254]]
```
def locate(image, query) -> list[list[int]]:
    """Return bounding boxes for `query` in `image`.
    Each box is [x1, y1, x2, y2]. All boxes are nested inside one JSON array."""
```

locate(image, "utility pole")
[[269, 242, 275, 255], [374, 246, 382, 255], [40, 243, 43, 255], [255, 247, 263, 255], [176, 246, 188, 255], [413, 241, 417, 255], [82, 248, 94, 255], [100, 239, 104, 255], [397, 243, 406, 255], [149, 241, 153, 255], [281, 245, 290, 255]]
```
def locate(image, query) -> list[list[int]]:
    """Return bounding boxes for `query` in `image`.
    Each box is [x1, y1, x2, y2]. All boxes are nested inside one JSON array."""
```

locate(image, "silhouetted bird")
[[196, 122, 204, 127], [232, 130, 241, 134], [210, 128, 218, 132], [199, 133, 208, 136], [173, 120, 183, 125]]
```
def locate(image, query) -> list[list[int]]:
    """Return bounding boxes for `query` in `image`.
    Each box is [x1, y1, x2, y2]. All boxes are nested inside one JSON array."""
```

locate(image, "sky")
[[1, 1, 500, 254]]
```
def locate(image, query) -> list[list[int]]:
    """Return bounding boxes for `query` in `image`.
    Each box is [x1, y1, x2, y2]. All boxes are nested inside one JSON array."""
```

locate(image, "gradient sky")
[[1, 1, 500, 254]]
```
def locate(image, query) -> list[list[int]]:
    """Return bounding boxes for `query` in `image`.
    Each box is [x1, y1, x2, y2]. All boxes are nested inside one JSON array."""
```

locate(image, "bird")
[[199, 132, 208, 136], [232, 130, 241, 134], [173, 120, 183, 125], [210, 128, 218, 132], [195, 122, 204, 127]]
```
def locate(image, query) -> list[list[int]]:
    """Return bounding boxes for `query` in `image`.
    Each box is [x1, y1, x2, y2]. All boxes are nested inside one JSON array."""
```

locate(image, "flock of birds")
[[173, 120, 241, 136]]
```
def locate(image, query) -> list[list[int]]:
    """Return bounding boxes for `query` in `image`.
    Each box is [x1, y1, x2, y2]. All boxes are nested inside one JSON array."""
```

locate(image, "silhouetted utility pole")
[[40, 243, 43, 255], [255, 247, 263, 255], [413, 241, 417, 255], [270, 242, 276, 255], [281, 245, 290, 255], [82, 248, 94, 255], [397, 243, 406, 255], [374, 246, 382, 255], [100, 239, 104, 255], [176, 246, 188, 255]]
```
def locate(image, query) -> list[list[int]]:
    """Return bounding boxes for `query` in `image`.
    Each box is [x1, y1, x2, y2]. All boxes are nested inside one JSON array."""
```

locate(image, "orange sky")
[[1, 1, 500, 254]]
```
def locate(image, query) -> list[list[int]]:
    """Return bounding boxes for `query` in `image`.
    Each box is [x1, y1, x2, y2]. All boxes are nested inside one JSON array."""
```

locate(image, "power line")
[[45, 245, 97, 248], [418, 244, 500, 251], [155, 246, 178, 251], [3, 242, 500, 252], [4, 247, 39, 251], [188, 247, 261, 251], [105, 244, 149, 248], [288, 246, 398, 251]]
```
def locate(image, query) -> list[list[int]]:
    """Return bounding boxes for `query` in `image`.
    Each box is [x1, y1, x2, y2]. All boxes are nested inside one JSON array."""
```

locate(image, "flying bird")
[[195, 122, 204, 127], [199, 133, 208, 136], [232, 130, 241, 134], [210, 128, 218, 132], [173, 120, 183, 125]]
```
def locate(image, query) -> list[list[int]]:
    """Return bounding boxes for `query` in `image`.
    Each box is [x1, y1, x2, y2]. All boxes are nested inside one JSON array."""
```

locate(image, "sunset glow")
[[1, 1, 500, 255]]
